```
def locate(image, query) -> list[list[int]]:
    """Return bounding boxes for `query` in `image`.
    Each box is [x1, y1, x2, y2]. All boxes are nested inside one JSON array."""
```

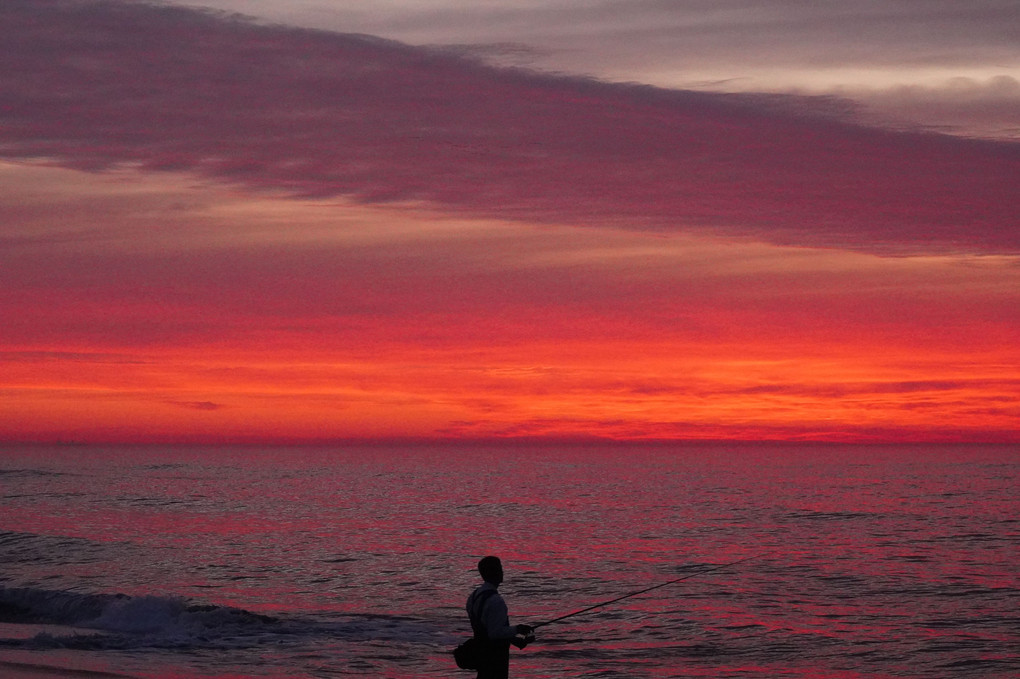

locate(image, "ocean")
[[0, 443, 1016, 678]]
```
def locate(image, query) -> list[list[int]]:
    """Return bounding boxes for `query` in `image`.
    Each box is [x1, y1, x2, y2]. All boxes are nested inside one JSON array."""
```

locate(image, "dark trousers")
[[476, 640, 510, 679]]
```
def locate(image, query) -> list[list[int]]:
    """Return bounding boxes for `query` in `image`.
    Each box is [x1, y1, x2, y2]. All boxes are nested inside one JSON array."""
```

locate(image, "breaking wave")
[[0, 586, 442, 652], [0, 586, 277, 649]]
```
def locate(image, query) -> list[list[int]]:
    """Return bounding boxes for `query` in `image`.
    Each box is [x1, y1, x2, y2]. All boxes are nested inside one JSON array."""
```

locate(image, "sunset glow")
[[1, 1, 1017, 443]]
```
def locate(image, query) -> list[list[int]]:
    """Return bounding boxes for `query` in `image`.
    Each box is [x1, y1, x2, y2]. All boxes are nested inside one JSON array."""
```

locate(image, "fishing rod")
[[529, 553, 769, 630]]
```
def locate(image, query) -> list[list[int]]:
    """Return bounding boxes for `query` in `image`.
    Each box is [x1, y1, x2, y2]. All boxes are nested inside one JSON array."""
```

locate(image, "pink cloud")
[[847, 76, 1020, 140], [1, 0, 1018, 257]]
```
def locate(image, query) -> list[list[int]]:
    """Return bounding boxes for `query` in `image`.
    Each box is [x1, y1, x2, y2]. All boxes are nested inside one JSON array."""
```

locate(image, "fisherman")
[[465, 556, 533, 679]]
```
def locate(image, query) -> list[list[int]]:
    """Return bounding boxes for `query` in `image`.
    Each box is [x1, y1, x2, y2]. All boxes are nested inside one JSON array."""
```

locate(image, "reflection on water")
[[0, 443, 1017, 677]]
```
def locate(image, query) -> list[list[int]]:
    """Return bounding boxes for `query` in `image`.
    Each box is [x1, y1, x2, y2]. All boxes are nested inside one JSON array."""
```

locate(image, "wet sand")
[[0, 660, 132, 678], [0, 625, 128, 678]]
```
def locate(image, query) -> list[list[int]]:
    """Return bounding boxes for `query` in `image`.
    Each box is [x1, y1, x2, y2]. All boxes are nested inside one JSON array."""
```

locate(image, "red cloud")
[[2, 0, 1018, 255], [170, 401, 224, 411]]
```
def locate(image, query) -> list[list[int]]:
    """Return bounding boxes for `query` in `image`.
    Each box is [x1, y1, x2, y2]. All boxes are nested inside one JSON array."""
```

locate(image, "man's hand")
[[515, 624, 533, 635]]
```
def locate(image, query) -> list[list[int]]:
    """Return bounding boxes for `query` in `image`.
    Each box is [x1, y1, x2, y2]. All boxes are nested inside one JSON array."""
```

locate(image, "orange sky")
[[2, 162, 1016, 443], [1, 2, 1018, 443]]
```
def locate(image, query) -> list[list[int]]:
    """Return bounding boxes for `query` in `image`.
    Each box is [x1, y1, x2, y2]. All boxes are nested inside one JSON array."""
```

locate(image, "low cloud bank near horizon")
[[2, 0, 1018, 255]]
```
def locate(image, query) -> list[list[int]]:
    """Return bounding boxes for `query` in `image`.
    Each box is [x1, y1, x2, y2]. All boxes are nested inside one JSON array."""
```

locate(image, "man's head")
[[478, 555, 504, 585]]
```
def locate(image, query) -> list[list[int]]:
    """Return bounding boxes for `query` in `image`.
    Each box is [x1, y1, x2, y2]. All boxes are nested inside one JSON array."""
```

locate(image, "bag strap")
[[469, 589, 499, 639]]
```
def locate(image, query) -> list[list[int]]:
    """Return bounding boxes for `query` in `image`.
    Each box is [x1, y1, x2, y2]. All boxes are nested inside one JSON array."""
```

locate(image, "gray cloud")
[[3, 0, 1018, 255]]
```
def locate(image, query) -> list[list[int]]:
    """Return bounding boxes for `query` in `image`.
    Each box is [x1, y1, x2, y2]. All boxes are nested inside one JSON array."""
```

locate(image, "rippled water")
[[1, 443, 1017, 678]]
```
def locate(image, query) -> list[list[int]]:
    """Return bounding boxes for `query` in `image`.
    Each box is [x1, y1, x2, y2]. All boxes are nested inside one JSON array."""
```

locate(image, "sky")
[[1, 0, 1018, 444]]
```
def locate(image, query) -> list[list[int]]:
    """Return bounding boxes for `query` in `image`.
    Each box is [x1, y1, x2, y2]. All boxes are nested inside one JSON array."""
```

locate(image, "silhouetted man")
[[466, 556, 533, 679]]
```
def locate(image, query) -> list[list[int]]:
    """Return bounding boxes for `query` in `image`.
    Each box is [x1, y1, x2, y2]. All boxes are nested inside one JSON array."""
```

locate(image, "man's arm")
[[481, 595, 518, 640]]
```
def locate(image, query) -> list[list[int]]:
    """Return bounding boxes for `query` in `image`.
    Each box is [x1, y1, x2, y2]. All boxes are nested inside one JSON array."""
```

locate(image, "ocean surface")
[[0, 443, 1017, 678]]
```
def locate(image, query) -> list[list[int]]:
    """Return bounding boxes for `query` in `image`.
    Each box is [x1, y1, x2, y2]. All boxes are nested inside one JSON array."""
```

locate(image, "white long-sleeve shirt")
[[466, 582, 517, 641]]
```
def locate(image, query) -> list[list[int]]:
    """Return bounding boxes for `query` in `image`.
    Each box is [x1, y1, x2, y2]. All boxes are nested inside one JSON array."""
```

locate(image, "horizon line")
[[2, 436, 1016, 448]]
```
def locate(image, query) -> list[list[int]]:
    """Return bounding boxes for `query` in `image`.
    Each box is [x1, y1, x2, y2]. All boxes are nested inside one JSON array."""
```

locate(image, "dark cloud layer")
[[2, 0, 1018, 254]]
